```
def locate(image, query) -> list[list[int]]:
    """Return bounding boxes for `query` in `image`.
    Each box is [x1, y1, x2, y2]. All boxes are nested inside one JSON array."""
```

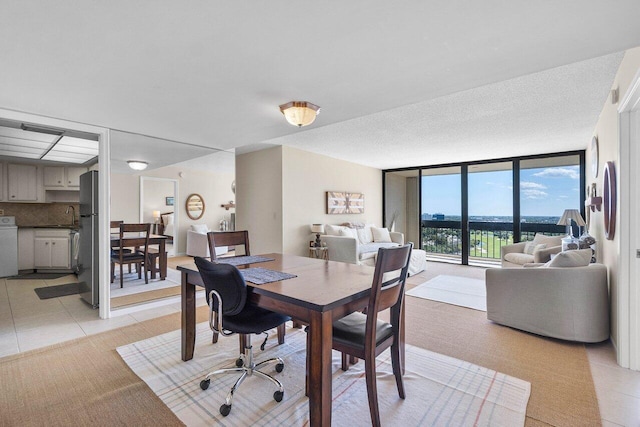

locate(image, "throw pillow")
[[162, 214, 174, 225], [532, 233, 562, 247], [547, 249, 592, 267], [339, 227, 358, 239], [372, 227, 392, 243], [524, 242, 547, 255], [324, 224, 346, 236], [357, 228, 372, 244], [190, 224, 208, 233]]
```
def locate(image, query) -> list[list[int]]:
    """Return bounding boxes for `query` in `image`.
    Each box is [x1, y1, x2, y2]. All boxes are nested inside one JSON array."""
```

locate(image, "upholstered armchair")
[[501, 233, 562, 267], [486, 250, 609, 342], [186, 225, 228, 258]]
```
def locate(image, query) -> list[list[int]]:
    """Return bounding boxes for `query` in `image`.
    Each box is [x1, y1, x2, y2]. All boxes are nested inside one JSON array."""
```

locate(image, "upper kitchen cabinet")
[[44, 165, 86, 189], [8, 164, 37, 201]]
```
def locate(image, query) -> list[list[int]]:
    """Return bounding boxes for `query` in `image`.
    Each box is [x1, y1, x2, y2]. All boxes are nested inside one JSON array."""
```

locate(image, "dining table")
[[110, 233, 168, 280], [177, 253, 404, 427]]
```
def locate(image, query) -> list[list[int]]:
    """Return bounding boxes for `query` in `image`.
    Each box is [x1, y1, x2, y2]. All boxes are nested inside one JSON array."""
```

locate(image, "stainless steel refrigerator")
[[78, 170, 99, 308]]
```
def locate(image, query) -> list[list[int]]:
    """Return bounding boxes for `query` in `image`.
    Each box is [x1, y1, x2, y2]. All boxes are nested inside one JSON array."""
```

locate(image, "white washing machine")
[[0, 216, 18, 277]]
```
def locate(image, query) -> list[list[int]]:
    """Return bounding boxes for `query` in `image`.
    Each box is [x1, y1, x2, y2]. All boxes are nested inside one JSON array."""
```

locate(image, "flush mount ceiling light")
[[279, 101, 320, 127], [127, 160, 148, 171]]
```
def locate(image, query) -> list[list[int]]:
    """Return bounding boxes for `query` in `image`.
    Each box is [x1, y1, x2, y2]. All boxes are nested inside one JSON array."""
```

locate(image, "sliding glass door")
[[383, 151, 584, 265]]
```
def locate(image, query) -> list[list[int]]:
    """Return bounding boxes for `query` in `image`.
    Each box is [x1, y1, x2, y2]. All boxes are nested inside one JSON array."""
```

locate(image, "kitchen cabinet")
[[44, 166, 86, 189], [7, 164, 38, 201], [34, 229, 70, 269], [66, 167, 85, 187], [18, 229, 35, 270], [43, 166, 65, 187]]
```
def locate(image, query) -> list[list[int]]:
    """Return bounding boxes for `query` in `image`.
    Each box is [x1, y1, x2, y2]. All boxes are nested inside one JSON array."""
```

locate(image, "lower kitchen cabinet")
[[34, 230, 70, 269]]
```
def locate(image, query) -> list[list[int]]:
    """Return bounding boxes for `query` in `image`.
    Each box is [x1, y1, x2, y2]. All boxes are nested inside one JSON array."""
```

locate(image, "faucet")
[[65, 205, 76, 226]]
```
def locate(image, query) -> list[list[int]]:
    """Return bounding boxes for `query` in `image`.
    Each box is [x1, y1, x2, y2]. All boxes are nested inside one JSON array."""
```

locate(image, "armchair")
[[501, 233, 562, 267], [186, 225, 228, 258], [486, 262, 609, 342]]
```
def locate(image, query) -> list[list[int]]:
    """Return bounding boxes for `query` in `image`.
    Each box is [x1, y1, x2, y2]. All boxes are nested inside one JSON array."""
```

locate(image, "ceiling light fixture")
[[279, 101, 320, 127], [127, 160, 148, 171]]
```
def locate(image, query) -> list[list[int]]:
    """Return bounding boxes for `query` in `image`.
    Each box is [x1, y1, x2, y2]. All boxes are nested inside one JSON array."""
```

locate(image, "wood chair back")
[[111, 223, 151, 288], [207, 230, 250, 260]]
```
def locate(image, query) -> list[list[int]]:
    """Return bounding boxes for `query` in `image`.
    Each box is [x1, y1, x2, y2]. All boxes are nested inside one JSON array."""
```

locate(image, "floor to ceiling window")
[[383, 151, 585, 265]]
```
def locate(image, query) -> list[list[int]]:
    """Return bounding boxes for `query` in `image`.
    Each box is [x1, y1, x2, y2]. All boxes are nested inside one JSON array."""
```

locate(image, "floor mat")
[[34, 282, 81, 299], [8, 272, 72, 280]]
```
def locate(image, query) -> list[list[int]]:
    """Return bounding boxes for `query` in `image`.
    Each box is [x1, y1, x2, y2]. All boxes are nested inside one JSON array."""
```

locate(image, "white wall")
[[235, 146, 383, 257], [235, 146, 284, 254], [142, 179, 174, 223], [587, 47, 640, 360]]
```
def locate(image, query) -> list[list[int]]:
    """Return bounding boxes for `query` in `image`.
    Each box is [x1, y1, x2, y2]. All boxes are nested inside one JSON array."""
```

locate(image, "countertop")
[[18, 225, 79, 230]]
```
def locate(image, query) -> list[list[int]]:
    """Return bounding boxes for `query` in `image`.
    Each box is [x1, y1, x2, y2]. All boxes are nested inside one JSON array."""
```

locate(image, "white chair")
[[186, 224, 228, 258]]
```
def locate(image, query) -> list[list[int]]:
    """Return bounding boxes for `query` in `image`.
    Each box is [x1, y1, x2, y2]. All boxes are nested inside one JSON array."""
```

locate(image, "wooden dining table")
[[178, 253, 404, 427], [110, 233, 168, 280]]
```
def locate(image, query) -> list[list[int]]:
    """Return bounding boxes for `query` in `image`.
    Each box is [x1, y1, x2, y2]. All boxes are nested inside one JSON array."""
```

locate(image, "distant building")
[[432, 213, 445, 220]]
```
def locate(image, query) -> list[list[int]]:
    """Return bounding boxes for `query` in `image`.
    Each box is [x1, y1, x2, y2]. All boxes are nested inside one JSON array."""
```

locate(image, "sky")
[[421, 165, 581, 217]]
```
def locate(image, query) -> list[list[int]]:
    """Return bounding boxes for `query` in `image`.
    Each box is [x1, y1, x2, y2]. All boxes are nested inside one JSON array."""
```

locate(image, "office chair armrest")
[[208, 289, 234, 336]]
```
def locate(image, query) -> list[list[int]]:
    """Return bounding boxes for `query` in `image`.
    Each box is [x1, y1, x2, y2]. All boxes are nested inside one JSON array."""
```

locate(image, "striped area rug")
[[117, 323, 530, 426]]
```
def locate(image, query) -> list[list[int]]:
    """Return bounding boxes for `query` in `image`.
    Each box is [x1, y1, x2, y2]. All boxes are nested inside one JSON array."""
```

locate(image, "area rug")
[[34, 282, 81, 299], [407, 275, 487, 311], [110, 267, 182, 298], [117, 323, 530, 426]]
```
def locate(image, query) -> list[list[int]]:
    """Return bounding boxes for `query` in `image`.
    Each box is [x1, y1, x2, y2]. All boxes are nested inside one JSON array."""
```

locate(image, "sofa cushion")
[[524, 242, 546, 255], [532, 233, 562, 247], [190, 224, 209, 233], [372, 227, 392, 243], [547, 249, 592, 268], [325, 224, 347, 236], [359, 242, 400, 260], [504, 252, 535, 265]]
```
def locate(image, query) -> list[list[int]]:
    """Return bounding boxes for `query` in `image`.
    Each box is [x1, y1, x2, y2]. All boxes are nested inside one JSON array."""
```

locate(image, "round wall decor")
[[603, 161, 616, 240], [591, 136, 599, 178]]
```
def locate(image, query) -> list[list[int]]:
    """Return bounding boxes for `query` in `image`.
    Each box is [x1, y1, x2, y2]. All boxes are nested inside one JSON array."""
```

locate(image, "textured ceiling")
[[0, 1, 639, 169]]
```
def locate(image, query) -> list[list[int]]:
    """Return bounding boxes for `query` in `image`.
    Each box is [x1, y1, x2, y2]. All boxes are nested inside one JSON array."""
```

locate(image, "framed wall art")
[[326, 191, 364, 214], [165, 196, 174, 206]]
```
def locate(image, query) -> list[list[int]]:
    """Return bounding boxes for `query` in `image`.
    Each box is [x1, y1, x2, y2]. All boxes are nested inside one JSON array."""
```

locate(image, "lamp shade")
[[279, 101, 320, 127], [557, 209, 586, 227], [310, 224, 324, 234], [153, 210, 161, 219], [127, 160, 148, 171]]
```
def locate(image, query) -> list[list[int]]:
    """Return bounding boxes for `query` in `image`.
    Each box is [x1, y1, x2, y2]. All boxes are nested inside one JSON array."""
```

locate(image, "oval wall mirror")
[[186, 193, 205, 220], [603, 161, 616, 240]]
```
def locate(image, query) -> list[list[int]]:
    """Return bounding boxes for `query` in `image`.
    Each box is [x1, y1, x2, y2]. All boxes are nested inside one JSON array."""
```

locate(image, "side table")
[[308, 246, 328, 260]]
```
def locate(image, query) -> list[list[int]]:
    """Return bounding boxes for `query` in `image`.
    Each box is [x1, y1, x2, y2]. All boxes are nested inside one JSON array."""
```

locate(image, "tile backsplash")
[[0, 203, 79, 226]]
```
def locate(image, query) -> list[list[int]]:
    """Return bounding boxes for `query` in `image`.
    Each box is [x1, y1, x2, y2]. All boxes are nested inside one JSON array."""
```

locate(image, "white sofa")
[[319, 223, 427, 275], [185, 225, 229, 258]]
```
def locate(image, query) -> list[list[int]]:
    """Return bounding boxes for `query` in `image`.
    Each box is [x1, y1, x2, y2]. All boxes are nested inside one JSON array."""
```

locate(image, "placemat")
[[240, 267, 297, 285], [215, 255, 275, 266]]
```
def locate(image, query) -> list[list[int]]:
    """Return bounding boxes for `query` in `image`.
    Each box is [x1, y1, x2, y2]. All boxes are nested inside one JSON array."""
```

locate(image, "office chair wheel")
[[275, 363, 284, 373], [235, 358, 244, 367], [273, 390, 284, 402], [199, 379, 210, 390], [220, 403, 232, 416]]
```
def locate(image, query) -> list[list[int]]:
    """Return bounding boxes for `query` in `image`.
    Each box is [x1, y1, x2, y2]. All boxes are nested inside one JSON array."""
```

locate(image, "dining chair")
[[110, 223, 151, 288], [206, 230, 286, 351], [194, 257, 290, 417], [206, 230, 250, 260], [332, 243, 413, 427]]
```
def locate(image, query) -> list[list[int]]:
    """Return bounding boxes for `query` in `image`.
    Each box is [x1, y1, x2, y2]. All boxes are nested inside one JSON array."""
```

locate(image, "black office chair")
[[332, 243, 413, 427], [194, 256, 291, 417]]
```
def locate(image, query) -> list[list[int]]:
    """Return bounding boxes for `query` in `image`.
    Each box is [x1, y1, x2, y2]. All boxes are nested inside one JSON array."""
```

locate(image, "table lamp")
[[310, 224, 324, 247], [153, 210, 161, 223], [557, 209, 585, 251]]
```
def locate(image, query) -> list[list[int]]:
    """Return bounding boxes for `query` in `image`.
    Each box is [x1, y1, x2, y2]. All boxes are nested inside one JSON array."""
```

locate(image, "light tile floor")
[[1, 266, 640, 426]]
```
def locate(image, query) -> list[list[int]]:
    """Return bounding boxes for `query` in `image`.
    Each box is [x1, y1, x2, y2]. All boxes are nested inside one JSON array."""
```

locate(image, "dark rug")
[[34, 283, 81, 299], [8, 272, 72, 280]]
